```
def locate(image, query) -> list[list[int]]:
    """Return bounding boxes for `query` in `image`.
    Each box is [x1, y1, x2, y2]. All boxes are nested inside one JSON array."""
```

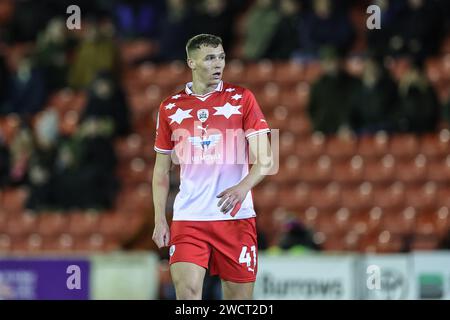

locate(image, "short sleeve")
[[154, 104, 174, 154], [242, 89, 271, 139]]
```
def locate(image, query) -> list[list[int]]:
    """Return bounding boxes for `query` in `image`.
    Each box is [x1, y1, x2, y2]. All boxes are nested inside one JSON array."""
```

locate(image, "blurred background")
[[0, 0, 450, 300]]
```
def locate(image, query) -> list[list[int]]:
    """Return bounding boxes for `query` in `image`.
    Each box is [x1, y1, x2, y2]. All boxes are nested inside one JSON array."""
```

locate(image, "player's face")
[[190, 44, 225, 86]]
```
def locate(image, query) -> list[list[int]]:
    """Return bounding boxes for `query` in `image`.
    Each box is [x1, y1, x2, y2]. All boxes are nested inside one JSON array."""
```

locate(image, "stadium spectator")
[[308, 47, 359, 134], [80, 71, 131, 138], [388, 0, 444, 61], [349, 55, 398, 134], [0, 129, 9, 187], [54, 118, 119, 210], [1, 54, 48, 116], [34, 18, 75, 92], [366, 0, 405, 58], [242, 0, 281, 61], [8, 124, 33, 186], [155, 0, 196, 62], [263, 0, 302, 60], [441, 96, 450, 128], [114, 0, 162, 39], [68, 19, 120, 89], [268, 208, 320, 254], [394, 58, 440, 133], [0, 52, 10, 111], [191, 0, 235, 53], [296, 0, 355, 60], [26, 110, 60, 210]]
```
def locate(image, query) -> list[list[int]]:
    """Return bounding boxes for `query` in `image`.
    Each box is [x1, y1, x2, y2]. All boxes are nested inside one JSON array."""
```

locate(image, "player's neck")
[[191, 77, 217, 95]]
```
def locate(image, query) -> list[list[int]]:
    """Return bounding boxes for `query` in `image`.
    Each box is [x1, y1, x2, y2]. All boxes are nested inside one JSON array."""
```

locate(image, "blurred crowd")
[[0, 0, 448, 218]]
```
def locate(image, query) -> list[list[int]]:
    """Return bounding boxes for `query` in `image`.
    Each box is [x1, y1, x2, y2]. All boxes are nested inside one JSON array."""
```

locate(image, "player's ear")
[[187, 57, 195, 70]]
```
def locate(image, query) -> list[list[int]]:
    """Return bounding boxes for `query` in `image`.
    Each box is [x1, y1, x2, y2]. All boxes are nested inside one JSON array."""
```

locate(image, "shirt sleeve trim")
[[245, 128, 271, 139], [154, 146, 173, 154]]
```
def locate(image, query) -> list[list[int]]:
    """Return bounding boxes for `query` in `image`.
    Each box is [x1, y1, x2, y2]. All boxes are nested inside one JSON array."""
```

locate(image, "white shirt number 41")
[[239, 245, 257, 273]]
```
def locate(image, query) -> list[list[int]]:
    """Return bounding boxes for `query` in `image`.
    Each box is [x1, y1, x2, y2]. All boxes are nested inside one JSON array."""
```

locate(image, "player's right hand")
[[152, 220, 170, 248]]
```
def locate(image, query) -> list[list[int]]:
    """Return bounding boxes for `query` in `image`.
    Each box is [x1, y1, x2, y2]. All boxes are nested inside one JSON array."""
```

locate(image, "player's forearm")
[[239, 157, 273, 191], [152, 172, 170, 222]]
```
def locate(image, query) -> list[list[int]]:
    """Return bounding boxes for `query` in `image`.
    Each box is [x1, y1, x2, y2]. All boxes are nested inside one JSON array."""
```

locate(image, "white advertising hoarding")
[[360, 254, 416, 300], [412, 251, 450, 300], [254, 254, 357, 300], [90, 252, 159, 300]]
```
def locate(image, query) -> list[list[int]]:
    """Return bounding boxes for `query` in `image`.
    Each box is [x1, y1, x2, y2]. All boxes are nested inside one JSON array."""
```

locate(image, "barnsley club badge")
[[197, 109, 209, 123]]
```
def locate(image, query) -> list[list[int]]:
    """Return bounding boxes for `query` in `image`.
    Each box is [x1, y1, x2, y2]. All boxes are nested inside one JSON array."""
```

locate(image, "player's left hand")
[[216, 183, 249, 216]]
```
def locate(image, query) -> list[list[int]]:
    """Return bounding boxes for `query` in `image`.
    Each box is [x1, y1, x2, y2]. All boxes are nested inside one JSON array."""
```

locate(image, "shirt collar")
[[185, 81, 223, 96]]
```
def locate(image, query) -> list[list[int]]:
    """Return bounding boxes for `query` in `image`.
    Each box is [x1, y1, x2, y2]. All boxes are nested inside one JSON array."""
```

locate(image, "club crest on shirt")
[[169, 245, 176, 257], [197, 109, 209, 123]]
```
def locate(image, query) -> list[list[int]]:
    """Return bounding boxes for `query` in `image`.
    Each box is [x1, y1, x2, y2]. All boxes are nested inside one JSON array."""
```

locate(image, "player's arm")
[[217, 133, 273, 214], [152, 152, 172, 248]]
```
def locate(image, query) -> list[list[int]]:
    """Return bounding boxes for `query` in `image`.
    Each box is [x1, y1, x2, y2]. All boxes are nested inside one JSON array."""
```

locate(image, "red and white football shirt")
[[154, 81, 270, 221]]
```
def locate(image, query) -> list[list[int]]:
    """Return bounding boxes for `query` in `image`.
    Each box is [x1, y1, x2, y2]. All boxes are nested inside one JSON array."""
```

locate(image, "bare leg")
[[221, 280, 255, 300], [170, 262, 206, 300]]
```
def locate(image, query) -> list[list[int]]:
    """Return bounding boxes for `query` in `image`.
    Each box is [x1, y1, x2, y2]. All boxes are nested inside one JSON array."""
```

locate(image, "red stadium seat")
[[300, 155, 333, 184], [266, 105, 288, 129], [325, 134, 358, 160], [320, 231, 360, 252], [389, 134, 420, 159], [298, 206, 320, 230], [42, 233, 75, 253], [405, 182, 438, 211], [273, 61, 305, 84], [12, 233, 43, 254], [7, 211, 39, 237], [272, 155, 301, 184], [279, 131, 296, 158], [223, 59, 246, 84], [415, 207, 450, 238], [153, 62, 190, 87], [37, 212, 70, 237], [1, 187, 29, 214], [0, 233, 11, 253], [357, 132, 389, 159], [279, 182, 310, 211], [68, 211, 100, 236], [115, 183, 153, 213], [258, 82, 281, 110], [373, 182, 405, 210], [279, 82, 310, 112], [438, 186, 450, 207], [381, 206, 417, 235], [296, 132, 326, 161], [341, 182, 373, 212], [309, 182, 341, 212], [286, 114, 312, 137], [349, 207, 384, 235], [428, 156, 450, 183], [75, 233, 121, 252], [253, 182, 279, 210], [395, 154, 428, 184], [332, 155, 364, 185], [409, 234, 440, 251], [358, 230, 405, 253], [115, 134, 144, 162], [364, 155, 396, 184], [117, 157, 153, 187], [245, 60, 274, 84], [0, 209, 9, 233], [304, 61, 323, 82]]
